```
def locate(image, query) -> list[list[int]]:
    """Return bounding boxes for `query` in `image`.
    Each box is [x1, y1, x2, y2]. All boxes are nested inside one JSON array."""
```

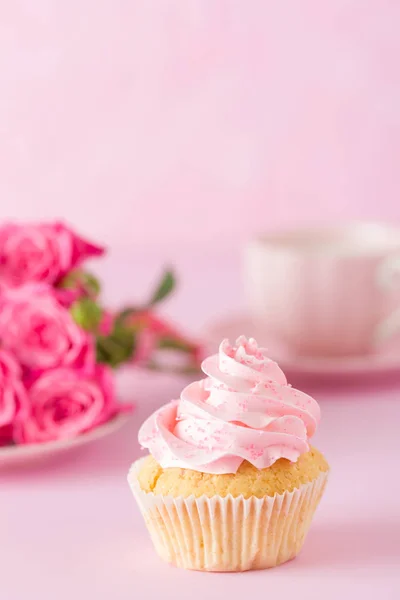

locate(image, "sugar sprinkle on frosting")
[[138, 336, 320, 474]]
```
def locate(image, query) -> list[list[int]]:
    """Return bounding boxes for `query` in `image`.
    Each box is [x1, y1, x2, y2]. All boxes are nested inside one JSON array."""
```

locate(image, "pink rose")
[[0, 425, 14, 446], [15, 366, 128, 443], [0, 284, 94, 371], [0, 221, 104, 287], [0, 348, 28, 430]]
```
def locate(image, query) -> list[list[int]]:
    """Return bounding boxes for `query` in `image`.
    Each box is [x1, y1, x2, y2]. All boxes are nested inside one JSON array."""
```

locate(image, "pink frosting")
[[139, 336, 321, 474]]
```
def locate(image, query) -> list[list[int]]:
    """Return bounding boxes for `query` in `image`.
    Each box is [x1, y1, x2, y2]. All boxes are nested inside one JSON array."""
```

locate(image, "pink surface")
[[2, 251, 400, 599], [1, 2, 400, 247]]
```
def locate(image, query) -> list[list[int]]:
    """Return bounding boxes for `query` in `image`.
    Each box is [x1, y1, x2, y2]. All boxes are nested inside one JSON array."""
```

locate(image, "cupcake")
[[129, 336, 329, 572]]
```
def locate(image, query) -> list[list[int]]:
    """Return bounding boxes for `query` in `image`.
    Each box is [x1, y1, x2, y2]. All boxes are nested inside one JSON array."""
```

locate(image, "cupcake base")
[[129, 459, 328, 572]]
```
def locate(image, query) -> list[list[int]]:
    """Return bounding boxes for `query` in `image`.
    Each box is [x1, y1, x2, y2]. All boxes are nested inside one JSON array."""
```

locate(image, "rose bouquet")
[[0, 222, 202, 447]]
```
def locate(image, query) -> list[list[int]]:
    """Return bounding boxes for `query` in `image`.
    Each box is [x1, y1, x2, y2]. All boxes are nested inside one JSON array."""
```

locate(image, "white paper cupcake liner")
[[128, 459, 328, 572]]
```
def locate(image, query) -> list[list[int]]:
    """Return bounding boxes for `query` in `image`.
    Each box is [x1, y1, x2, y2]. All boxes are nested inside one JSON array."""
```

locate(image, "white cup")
[[244, 223, 400, 357]]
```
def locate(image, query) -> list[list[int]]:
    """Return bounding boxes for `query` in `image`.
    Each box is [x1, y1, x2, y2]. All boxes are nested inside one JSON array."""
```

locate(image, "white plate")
[[204, 314, 400, 377], [0, 413, 131, 468]]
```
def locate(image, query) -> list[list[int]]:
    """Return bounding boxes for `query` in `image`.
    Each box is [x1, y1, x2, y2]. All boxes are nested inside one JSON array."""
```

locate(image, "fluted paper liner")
[[128, 459, 328, 572]]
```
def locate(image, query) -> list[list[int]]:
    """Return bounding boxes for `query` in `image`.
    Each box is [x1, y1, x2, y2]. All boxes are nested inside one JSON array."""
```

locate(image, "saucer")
[[204, 314, 400, 377], [0, 412, 131, 469]]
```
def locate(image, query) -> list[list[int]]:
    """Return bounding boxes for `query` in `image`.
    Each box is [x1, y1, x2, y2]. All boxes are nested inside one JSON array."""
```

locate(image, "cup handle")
[[374, 255, 400, 345]]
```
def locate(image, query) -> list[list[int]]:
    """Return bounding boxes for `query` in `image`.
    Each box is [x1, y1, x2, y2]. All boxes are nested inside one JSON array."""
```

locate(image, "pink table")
[[2, 248, 400, 599]]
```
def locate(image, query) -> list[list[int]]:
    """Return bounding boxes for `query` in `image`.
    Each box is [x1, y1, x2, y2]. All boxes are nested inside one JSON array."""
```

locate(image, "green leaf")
[[148, 269, 176, 306], [71, 298, 102, 332], [59, 270, 79, 289], [114, 307, 139, 328], [96, 325, 136, 368], [59, 269, 101, 297], [158, 336, 194, 353], [83, 272, 101, 297]]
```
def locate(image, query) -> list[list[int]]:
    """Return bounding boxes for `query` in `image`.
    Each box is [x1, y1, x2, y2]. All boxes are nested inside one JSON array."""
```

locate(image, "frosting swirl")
[[139, 336, 320, 474]]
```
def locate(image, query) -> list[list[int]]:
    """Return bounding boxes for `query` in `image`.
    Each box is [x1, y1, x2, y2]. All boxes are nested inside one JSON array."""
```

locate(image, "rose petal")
[[0, 284, 95, 371], [17, 366, 132, 444]]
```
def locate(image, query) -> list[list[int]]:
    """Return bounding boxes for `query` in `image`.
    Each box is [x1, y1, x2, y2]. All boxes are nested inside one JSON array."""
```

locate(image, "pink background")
[[2, 4, 400, 598], [1, 1, 400, 248], [3, 256, 400, 599]]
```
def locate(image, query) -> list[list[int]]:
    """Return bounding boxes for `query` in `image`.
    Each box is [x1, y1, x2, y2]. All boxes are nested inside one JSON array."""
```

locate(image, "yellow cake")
[[129, 337, 329, 571], [138, 446, 329, 499]]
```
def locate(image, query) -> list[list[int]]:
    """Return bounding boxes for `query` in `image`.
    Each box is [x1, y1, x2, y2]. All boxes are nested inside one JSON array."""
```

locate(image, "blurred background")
[[2, 2, 400, 598], [3, 1, 400, 331], [2, 2, 400, 247]]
